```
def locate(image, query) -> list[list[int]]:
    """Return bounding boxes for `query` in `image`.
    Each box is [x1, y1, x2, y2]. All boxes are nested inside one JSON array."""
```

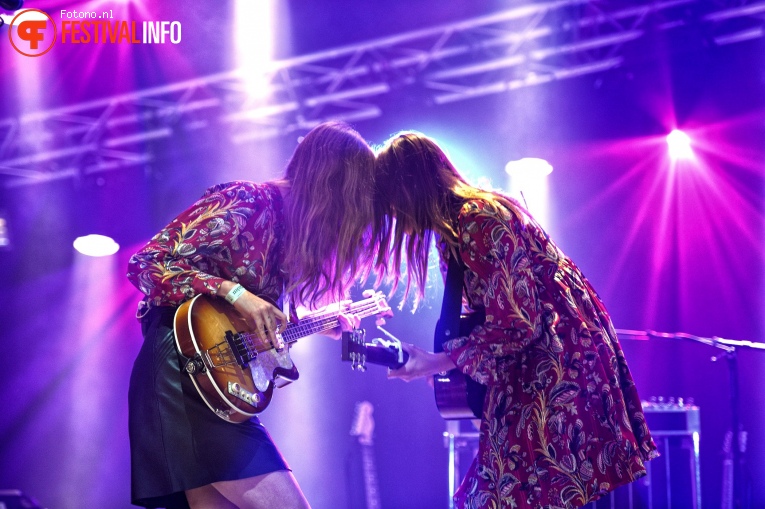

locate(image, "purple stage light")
[[0, 214, 9, 249], [667, 129, 693, 160]]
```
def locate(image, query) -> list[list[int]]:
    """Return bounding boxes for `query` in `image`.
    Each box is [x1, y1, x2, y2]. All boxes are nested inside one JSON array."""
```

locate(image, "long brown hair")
[[373, 131, 518, 307], [281, 121, 375, 305]]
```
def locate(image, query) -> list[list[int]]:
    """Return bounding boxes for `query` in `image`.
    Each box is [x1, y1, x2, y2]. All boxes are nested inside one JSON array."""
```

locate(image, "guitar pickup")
[[227, 381, 260, 405], [225, 330, 255, 367]]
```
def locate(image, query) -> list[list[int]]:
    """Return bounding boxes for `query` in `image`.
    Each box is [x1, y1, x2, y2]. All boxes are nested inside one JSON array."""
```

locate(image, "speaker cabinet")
[[444, 402, 701, 509], [587, 402, 702, 509]]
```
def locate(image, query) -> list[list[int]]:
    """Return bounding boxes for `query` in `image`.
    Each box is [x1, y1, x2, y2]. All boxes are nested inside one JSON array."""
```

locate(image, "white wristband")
[[225, 284, 246, 304]]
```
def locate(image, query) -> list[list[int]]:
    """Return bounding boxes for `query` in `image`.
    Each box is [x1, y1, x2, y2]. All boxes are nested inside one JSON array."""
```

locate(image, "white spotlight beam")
[[1, 0, 762, 187]]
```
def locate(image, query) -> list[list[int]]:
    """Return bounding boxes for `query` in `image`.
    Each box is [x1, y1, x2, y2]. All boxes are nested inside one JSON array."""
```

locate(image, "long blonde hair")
[[373, 131, 518, 307], [281, 122, 375, 305]]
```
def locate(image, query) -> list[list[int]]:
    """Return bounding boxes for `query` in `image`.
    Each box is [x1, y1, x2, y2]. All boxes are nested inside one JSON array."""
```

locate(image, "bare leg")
[[213, 471, 311, 509], [185, 484, 239, 509]]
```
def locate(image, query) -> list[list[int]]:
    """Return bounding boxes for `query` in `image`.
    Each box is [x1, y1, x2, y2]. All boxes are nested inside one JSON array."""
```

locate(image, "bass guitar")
[[174, 291, 390, 423]]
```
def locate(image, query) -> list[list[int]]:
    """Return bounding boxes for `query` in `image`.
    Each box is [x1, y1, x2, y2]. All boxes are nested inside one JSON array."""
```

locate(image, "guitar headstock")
[[341, 329, 409, 371], [342, 329, 368, 371], [352, 290, 393, 321], [350, 400, 375, 446], [370, 291, 392, 315]]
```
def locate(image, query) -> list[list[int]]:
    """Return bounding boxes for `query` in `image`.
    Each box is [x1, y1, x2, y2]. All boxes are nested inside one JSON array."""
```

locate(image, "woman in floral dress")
[[374, 131, 658, 509], [126, 122, 375, 509]]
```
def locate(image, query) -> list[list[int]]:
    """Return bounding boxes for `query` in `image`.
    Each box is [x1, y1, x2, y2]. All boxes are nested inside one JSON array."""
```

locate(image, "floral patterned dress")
[[440, 199, 658, 509], [127, 180, 286, 311]]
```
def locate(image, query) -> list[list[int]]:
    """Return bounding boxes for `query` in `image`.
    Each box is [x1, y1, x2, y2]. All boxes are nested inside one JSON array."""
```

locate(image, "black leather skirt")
[[128, 306, 289, 508]]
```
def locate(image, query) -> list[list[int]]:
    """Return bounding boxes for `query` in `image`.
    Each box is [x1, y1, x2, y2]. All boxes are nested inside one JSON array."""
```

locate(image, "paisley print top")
[[440, 199, 658, 509], [127, 181, 286, 313]]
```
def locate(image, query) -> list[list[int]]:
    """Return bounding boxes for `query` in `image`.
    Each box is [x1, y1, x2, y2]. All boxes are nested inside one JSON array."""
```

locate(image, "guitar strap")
[[433, 250, 488, 420], [434, 250, 464, 353]]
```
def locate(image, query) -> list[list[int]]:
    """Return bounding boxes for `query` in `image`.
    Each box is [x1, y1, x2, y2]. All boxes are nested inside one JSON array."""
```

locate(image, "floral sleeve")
[[442, 204, 542, 385], [126, 181, 258, 307]]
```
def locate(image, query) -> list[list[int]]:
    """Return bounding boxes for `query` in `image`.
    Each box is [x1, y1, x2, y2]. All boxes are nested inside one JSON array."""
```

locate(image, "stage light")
[[73, 234, 120, 257], [505, 157, 554, 231], [504, 157, 553, 179], [667, 129, 693, 160], [0, 213, 10, 249], [0, 0, 23, 11], [235, 0, 277, 98]]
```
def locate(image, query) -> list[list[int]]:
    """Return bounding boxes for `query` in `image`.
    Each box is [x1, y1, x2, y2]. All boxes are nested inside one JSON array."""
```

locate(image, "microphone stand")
[[616, 329, 765, 509]]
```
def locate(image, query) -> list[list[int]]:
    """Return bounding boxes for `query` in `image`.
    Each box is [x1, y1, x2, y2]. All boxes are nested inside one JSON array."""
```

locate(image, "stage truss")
[[1, 0, 763, 186]]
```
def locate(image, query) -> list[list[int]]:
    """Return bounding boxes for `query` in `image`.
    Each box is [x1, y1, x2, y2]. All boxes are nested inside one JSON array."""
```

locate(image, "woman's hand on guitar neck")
[[325, 308, 361, 341], [299, 299, 362, 340], [387, 343, 457, 382], [218, 281, 288, 349]]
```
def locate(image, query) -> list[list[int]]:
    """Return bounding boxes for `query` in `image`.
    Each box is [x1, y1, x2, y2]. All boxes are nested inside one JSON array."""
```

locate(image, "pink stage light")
[[666, 129, 693, 160]]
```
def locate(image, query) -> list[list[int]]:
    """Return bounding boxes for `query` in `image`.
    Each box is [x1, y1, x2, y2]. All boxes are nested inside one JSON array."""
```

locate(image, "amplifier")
[[644, 398, 700, 434], [443, 400, 702, 509], [588, 399, 701, 509]]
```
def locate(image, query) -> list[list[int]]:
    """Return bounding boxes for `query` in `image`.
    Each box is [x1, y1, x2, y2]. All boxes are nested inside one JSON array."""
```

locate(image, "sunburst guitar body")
[[174, 292, 389, 423]]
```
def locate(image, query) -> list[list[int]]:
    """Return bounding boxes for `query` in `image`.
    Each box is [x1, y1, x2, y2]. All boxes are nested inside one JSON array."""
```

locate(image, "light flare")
[[235, 0, 277, 99], [73, 234, 120, 257], [667, 129, 694, 161]]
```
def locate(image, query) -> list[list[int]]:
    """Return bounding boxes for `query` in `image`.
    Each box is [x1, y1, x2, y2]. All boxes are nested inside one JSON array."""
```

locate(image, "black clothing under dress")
[[128, 306, 289, 508]]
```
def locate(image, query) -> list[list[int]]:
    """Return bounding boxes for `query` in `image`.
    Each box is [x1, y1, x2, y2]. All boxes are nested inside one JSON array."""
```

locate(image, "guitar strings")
[[225, 298, 384, 363], [281, 301, 381, 341], [284, 298, 380, 325]]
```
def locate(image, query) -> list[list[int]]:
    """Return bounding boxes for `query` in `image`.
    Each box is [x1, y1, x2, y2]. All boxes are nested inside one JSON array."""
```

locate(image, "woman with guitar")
[[126, 122, 376, 509], [373, 132, 659, 509]]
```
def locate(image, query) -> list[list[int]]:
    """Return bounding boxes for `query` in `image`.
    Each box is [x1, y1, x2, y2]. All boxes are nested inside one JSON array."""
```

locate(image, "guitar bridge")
[[204, 338, 241, 368], [228, 381, 260, 405]]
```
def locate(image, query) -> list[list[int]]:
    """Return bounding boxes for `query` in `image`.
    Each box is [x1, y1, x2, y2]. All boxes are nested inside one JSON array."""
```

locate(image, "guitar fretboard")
[[360, 444, 381, 509], [281, 298, 383, 343], [230, 295, 385, 365]]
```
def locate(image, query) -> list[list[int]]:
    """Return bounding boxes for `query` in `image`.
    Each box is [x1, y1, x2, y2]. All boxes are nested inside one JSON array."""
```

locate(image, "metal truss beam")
[[1, 0, 763, 187]]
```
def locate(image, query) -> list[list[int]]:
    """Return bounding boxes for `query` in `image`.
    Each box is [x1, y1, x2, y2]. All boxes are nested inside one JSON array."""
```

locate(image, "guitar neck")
[[281, 298, 381, 344], [349, 401, 380, 509], [360, 444, 381, 509]]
